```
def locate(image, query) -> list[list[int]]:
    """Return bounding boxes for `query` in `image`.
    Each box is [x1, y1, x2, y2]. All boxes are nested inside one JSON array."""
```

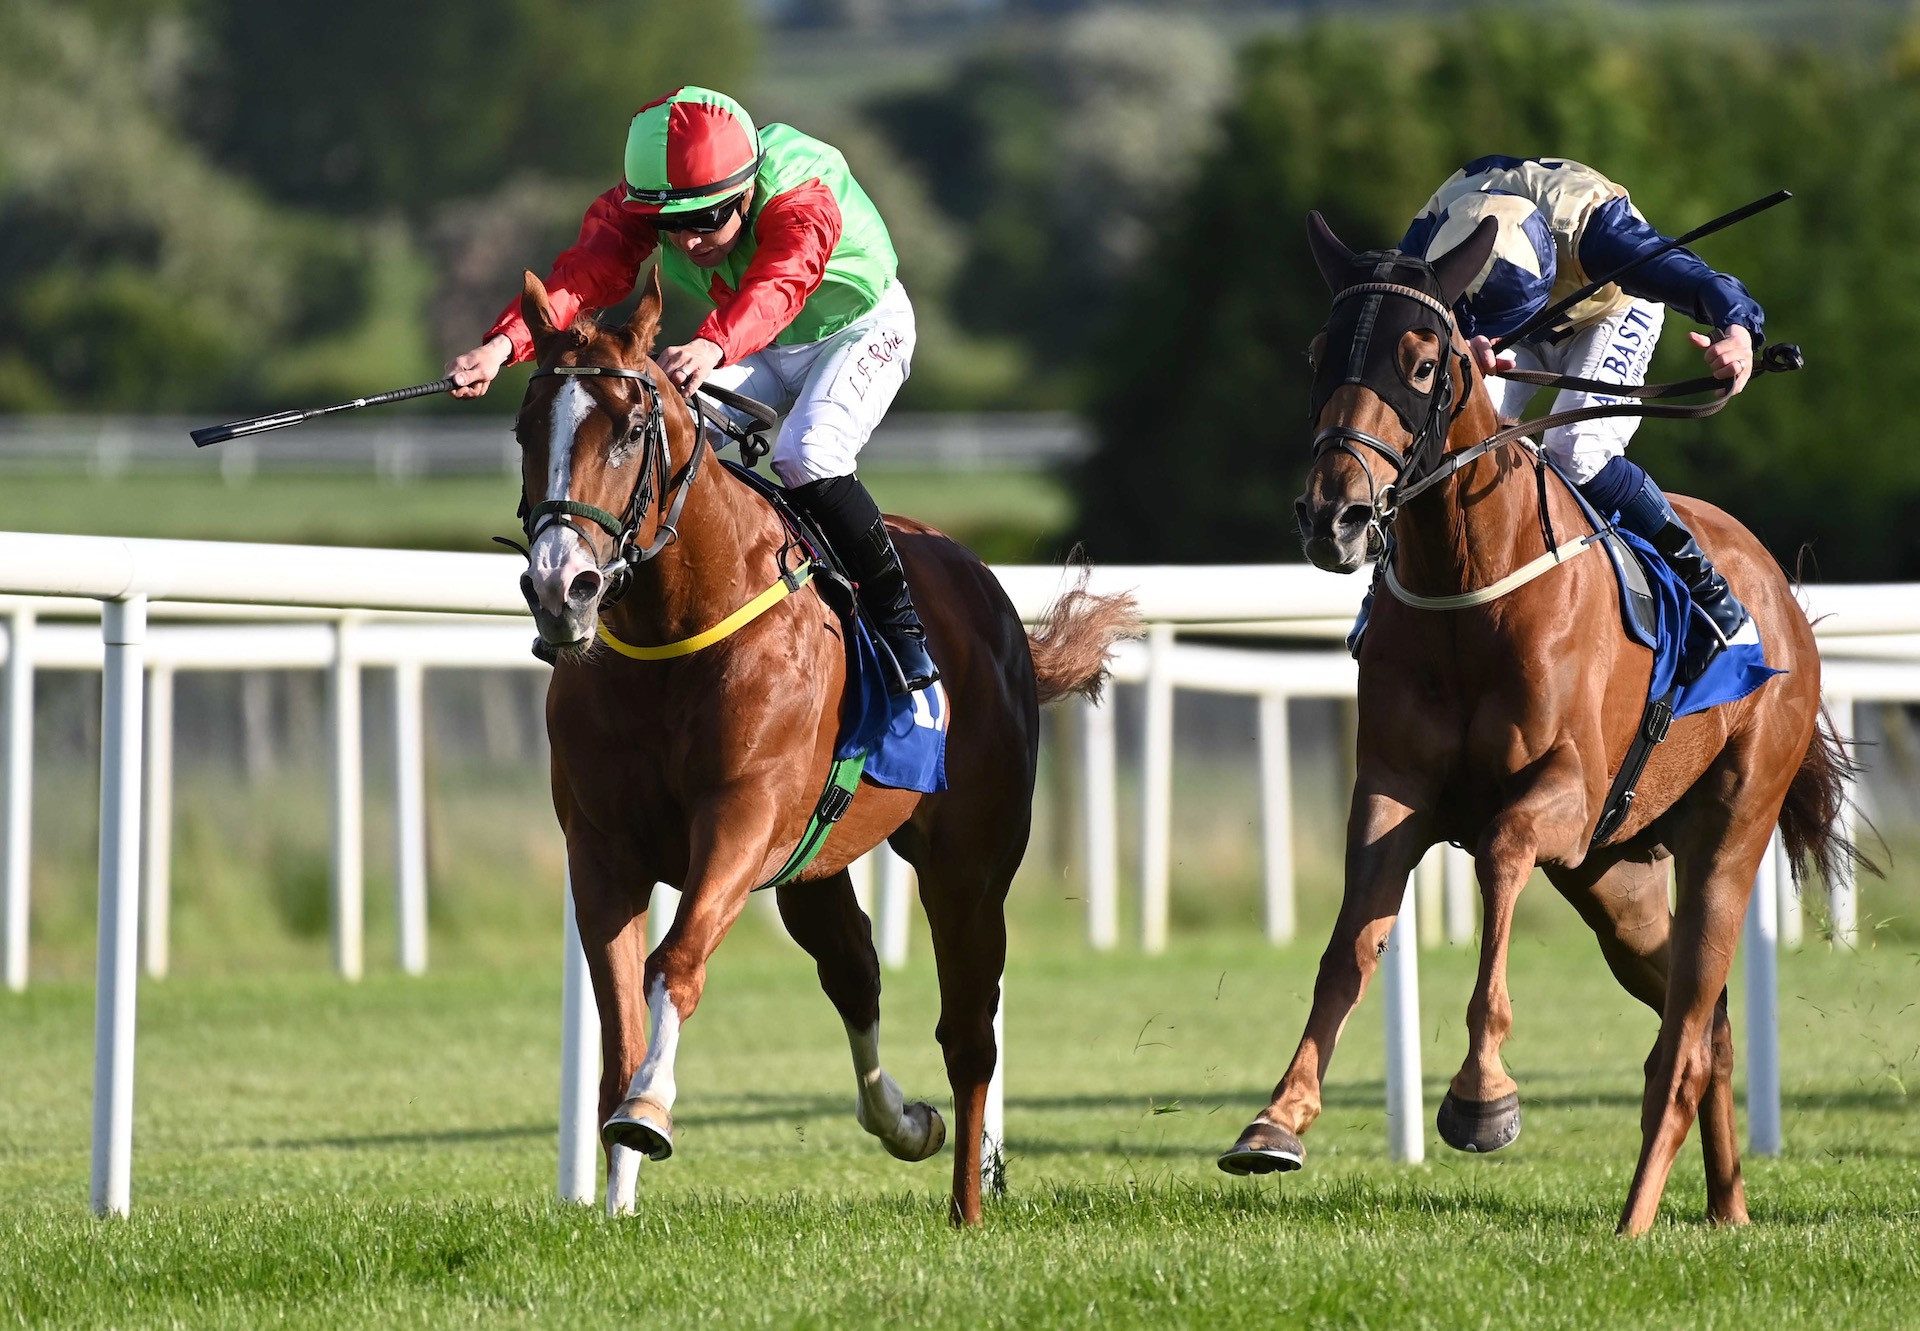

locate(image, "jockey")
[[445, 86, 937, 693], [1354, 155, 1765, 681]]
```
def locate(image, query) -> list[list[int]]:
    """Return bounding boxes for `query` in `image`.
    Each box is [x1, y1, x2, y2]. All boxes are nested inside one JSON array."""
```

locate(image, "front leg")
[[602, 799, 780, 1166], [1438, 743, 1589, 1154], [1220, 781, 1432, 1174]]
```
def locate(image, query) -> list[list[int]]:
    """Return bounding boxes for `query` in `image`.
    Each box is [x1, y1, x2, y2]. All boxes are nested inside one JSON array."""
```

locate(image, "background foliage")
[[1, 2, 1917, 576]]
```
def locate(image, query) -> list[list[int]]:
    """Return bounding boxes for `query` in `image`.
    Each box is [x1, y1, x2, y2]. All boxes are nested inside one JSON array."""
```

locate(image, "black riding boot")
[[1613, 472, 1750, 682], [788, 475, 940, 694]]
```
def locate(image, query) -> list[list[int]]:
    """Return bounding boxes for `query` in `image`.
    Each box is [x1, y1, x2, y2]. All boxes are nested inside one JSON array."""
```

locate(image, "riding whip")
[[189, 378, 456, 447], [1491, 189, 1793, 351]]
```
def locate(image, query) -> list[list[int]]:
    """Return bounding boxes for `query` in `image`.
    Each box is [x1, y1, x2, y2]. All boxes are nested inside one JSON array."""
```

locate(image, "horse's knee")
[[935, 1017, 997, 1087]]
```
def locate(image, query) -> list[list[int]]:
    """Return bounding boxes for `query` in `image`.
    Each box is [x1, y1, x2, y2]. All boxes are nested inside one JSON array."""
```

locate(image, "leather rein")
[[1313, 280, 1801, 545]]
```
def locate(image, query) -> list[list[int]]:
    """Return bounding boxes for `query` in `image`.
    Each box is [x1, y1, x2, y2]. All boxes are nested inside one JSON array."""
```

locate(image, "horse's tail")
[[1026, 557, 1141, 706], [1778, 703, 1879, 889]]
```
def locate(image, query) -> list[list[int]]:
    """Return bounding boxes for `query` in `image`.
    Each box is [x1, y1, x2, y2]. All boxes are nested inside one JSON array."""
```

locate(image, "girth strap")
[[1591, 687, 1677, 848]]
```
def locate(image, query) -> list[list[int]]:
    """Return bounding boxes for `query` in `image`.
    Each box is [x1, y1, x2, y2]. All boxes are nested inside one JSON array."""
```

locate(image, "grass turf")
[[4, 924, 1918, 1328]]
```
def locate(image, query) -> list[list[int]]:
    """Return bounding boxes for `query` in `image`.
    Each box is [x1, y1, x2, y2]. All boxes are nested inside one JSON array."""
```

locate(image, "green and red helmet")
[[622, 86, 762, 216]]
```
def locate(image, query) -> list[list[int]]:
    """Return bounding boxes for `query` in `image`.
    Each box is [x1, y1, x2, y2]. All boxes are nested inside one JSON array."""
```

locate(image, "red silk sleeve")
[[695, 179, 842, 363], [485, 186, 658, 364]]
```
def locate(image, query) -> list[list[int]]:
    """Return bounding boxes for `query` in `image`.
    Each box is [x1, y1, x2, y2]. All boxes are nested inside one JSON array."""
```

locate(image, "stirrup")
[[872, 622, 940, 695]]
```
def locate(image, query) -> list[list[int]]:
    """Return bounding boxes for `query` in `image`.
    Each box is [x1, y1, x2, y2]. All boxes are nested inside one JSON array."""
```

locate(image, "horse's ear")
[[1430, 216, 1499, 307], [520, 271, 560, 344], [628, 264, 664, 355], [1306, 211, 1354, 292]]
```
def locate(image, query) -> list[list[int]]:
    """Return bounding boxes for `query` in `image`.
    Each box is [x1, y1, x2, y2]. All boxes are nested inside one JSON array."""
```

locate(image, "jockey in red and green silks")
[[446, 86, 937, 693]]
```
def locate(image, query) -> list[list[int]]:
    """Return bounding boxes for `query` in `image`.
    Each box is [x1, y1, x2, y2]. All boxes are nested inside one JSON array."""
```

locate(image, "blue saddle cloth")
[[1545, 457, 1780, 719], [836, 616, 949, 793], [1613, 527, 1780, 719]]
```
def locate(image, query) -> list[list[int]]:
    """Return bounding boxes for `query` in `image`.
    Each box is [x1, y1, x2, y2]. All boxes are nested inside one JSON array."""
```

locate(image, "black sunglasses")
[[646, 194, 746, 235]]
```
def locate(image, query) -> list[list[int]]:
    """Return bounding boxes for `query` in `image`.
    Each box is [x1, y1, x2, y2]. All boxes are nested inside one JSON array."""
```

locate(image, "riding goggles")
[[641, 193, 748, 235]]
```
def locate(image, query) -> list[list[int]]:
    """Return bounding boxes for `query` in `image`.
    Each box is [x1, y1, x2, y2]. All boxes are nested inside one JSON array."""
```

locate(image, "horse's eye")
[[1415, 360, 1437, 380]]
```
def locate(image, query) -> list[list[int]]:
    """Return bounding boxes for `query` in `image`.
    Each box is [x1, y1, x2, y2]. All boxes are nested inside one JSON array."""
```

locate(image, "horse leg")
[[1545, 855, 1748, 1225], [775, 869, 946, 1163], [602, 806, 775, 1167], [899, 821, 1015, 1227], [565, 830, 653, 1216], [1437, 746, 1589, 1155], [1616, 813, 1772, 1236], [1220, 786, 1431, 1173]]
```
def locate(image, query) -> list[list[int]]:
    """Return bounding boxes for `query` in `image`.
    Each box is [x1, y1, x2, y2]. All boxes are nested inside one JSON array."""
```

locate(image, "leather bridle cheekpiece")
[[521, 363, 704, 606], [1307, 253, 1475, 550]]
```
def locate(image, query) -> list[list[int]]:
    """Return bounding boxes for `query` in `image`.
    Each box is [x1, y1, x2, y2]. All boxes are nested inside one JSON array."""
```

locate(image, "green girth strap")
[[754, 752, 867, 892]]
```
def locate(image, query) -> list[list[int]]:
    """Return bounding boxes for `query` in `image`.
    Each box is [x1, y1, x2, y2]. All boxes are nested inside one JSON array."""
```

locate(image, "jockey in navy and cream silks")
[[1357, 155, 1765, 680]]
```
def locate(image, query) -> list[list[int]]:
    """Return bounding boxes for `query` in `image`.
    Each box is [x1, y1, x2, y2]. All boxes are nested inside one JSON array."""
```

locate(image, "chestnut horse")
[[513, 268, 1135, 1225], [1220, 215, 1858, 1234]]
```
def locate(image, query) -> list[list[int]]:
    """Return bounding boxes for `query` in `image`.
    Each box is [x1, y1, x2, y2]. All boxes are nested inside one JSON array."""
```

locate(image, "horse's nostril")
[[1337, 504, 1374, 532], [519, 573, 540, 614], [566, 569, 603, 607]]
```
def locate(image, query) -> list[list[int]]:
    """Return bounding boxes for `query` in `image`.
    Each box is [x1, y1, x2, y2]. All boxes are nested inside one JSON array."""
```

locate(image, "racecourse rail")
[[0, 532, 1905, 1216]]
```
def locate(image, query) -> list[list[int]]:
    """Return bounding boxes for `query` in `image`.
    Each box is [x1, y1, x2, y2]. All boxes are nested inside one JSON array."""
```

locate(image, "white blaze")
[[531, 378, 596, 614]]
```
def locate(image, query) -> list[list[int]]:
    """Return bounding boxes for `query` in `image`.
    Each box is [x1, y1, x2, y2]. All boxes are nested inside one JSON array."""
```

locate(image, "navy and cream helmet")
[[1400, 190, 1557, 341]]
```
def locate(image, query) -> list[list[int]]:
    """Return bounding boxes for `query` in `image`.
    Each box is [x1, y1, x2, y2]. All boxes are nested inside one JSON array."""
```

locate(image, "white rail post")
[[876, 844, 914, 971], [1256, 692, 1295, 944], [1381, 878, 1424, 1164], [1079, 694, 1119, 951], [647, 883, 678, 950], [1827, 695, 1859, 949], [392, 661, 428, 976], [1442, 845, 1476, 945], [329, 620, 364, 980], [1414, 846, 1443, 949], [91, 596, 147, 1216], [1744, 841, 1782, 1157], [3, 607, 35, 992], [1775, 834, 1801, 949], [141, 665, 175, 979], [847, 852, 874, 914], [558, 878, 601, 1205], [1139, 622, 1175, 954], [983, 979, 1006, 1197]]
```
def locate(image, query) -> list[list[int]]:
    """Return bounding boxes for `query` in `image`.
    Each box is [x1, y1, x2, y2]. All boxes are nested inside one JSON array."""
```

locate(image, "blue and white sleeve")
[[1578, 196, 1765, 343]]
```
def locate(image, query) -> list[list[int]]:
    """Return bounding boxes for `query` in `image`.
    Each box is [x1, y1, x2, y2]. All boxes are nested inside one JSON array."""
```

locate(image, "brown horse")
[[1220, 215, 1858, 1234], [511, 268, 1134, 1226]]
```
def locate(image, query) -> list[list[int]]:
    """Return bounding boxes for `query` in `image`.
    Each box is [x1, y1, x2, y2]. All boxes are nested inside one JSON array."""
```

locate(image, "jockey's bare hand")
[[1469, 335, 1518, 377], [1690, 325, 1754, 393], [657, 338, 724, 396], [445, 335, 513, 399]]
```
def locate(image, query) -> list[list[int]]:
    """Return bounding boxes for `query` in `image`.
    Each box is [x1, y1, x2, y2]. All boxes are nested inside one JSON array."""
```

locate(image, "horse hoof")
[[604, 1096, 674, 1162], [1436, 1090, 1521, 1153], [883, 1101, 947, 1163], [1217, 1119, 1306, 1176]]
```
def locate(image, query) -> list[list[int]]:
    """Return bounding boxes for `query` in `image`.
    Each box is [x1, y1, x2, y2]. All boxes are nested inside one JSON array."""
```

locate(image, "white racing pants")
[[1483, 297, 1665, 485], [703, 281, 916, 488]]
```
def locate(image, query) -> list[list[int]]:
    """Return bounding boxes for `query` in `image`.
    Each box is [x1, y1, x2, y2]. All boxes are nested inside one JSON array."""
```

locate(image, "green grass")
[[4, 924, 1918, 1327], [0, 465, 1072, 564]]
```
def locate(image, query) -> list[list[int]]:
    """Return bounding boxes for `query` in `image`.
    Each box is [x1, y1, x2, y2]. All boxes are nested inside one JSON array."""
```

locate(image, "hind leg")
[[898, 816, 1017, 1227], [1617, 810, 1773, 1236], [1546, 854, 1747, 1226], [776, 869, 945, 1163]]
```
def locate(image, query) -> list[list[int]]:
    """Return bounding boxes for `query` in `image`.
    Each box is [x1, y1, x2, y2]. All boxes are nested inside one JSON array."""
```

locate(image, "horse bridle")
[[519, 364, 703, 606], [1308, 266, 1474, 550]]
